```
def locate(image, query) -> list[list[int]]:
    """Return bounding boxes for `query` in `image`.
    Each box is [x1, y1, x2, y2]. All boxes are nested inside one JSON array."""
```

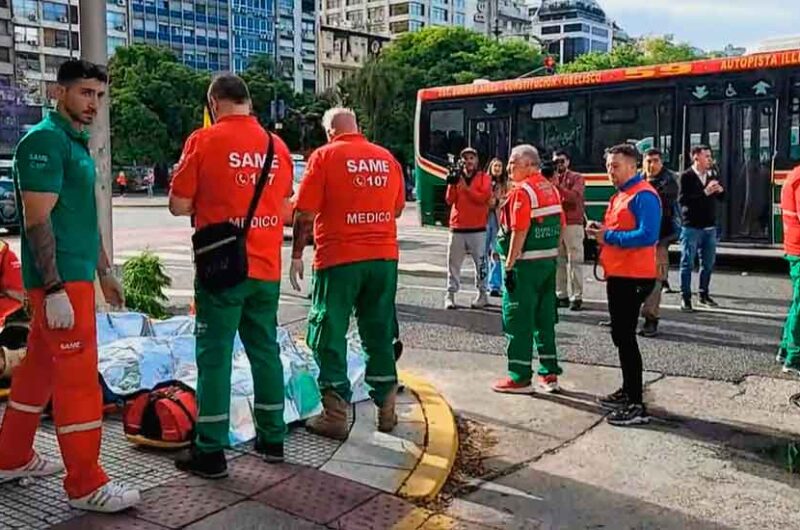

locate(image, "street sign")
[[484, 103, 496, 115], [692, 86, 710, 100], [753, 81, 771, 96]]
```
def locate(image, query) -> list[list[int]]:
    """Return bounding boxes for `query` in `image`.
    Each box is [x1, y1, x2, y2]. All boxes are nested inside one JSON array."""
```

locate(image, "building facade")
[[276, 0, 315, 92], [529, 0, 614, 64], [468, 0, 529, 39], [231, 0, 275, 73], [321, 0, 468, 37], [316, 24, 388, 93], [128, 0, 231, 72]]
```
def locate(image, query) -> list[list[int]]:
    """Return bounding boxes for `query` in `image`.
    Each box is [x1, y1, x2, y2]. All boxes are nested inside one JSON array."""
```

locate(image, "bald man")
[[291, 108, 405, 440]]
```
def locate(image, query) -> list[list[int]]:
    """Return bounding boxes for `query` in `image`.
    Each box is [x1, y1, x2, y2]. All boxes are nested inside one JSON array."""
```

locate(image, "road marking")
[[399, 262, 448, 274]]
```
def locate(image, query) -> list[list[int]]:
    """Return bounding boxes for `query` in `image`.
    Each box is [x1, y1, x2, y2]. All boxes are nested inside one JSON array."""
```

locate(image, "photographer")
[[445, 147, 492, 309]]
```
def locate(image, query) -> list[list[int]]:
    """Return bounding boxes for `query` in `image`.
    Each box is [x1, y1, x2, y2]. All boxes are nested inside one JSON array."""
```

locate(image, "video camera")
[[446, 154, 466, 186], [541, 160, 555, 180]]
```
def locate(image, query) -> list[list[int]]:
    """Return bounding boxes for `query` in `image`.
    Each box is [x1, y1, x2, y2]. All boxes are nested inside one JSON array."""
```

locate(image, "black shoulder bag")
[[191, 133, 275, 292]]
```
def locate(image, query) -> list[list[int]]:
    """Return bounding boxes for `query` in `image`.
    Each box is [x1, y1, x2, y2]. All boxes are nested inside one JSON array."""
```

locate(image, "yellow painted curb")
[[397, 370, 458, 501]]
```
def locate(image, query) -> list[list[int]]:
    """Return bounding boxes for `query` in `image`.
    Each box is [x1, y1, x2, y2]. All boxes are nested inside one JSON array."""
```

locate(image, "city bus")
[[414, 49, 800, 247]]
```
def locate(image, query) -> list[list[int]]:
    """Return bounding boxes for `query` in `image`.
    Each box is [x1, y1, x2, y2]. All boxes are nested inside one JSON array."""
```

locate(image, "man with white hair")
[[493, 144, 564, 395], [290, 107, 405, 440]]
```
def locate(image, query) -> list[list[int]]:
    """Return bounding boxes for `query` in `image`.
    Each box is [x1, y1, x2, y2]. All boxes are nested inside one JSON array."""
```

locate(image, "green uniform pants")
[[308, 260, 398, 405], [780, 256, 800, 370], [194, 279, 285, 453], [502, 258, 562, 382]]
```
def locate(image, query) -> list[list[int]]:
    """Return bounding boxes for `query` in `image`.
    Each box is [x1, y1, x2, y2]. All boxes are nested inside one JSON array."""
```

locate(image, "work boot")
[[306, 391, 349, 441], [377, 386, 398, 433], [471, 290, 489, 309]]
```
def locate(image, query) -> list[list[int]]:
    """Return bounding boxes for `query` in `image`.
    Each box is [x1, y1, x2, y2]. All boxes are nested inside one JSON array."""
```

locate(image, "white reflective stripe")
[[195, 236, 237, 256], [57, 419, 103, 435], [508, 359, 531, 366], [782, 209, 800, 221], [520, 183, 537, 207], [531, 204, 562, 218], [519, 248, 559, 260], [9, 401, 46, 415], [196, 414, 229, 423], [254, 403, 284, 412], [365, 375, 397, 382]]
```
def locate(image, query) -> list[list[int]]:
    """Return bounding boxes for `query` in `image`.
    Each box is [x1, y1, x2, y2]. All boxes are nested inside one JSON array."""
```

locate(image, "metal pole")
[[79, 0, 113, 263]]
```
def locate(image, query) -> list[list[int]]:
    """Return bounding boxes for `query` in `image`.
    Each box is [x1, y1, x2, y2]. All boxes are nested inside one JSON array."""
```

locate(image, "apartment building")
[[529, 0, 614, 64], [468, 0, 530, 39], [275, 0, 315, 92], [231, 0, 275, 73], [322, 0, 468, 37]]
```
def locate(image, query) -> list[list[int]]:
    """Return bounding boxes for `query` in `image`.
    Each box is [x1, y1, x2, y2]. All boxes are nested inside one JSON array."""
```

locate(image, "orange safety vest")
[[600, 179, 658, 279], [781, 166, 800, 256]]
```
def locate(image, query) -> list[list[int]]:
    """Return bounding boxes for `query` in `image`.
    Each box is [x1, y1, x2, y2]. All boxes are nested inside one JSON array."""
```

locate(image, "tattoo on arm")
[[26, 219, 62, 290], [291, 213, 314, 259]]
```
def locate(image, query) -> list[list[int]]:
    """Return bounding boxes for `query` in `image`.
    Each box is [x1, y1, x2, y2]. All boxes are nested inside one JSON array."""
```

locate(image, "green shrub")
[[122, 251, 172, 319]]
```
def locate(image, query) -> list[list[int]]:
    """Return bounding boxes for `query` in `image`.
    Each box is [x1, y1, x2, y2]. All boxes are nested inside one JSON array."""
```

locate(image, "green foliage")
[[109, 45, 334, 165], [339, 27, 543, 164], [560, 37, 701, 74], [122, 252, 172, 319]]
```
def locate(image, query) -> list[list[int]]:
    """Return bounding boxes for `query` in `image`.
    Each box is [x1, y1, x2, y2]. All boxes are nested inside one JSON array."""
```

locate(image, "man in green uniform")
[[492, 145, 564, 395], [290, 107, 405, 440]]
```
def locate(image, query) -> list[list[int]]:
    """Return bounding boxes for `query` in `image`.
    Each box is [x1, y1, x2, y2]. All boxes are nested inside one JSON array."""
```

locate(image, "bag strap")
[[242, 132, 276, 237]]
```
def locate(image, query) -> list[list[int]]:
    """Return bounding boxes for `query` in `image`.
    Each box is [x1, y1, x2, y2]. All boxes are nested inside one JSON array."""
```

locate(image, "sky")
[[593, 0, 800, 51]]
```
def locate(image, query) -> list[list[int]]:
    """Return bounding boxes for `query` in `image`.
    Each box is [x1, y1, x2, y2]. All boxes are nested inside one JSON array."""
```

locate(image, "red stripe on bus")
[[419, 49, 800, 102]]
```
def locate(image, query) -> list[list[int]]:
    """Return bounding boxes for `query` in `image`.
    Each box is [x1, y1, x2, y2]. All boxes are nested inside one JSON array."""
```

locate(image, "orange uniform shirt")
[[294, 133, 405, 270], [170, 115, 293, 281]]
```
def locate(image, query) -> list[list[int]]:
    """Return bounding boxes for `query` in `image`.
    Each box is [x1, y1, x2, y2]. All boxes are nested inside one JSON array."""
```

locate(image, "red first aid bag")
[[123, 380, 197, 444]]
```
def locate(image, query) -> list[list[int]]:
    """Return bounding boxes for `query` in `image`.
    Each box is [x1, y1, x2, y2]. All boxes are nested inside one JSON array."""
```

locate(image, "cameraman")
[[445, 147, 492, 309]]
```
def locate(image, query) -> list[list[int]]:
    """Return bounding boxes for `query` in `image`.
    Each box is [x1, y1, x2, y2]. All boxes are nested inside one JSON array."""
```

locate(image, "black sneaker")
[[569, 299, 583, 311], [490, 289, 501, 298], [254, 440, 285, 464], [662, 280, 673, 293], [175, 448, 228, 479], [393, 339, 404, 361], [680, 298, 693, 312], [557, 297, 570, 308], [638, 319, 659, 338], [598, 388, 628, 410], [698, 294, 718, 308], [607, 403, 650, 426]]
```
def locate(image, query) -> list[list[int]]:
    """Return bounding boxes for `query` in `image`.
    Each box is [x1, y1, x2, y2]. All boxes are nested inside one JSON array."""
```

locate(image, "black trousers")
[[606, 277, 655, 404]]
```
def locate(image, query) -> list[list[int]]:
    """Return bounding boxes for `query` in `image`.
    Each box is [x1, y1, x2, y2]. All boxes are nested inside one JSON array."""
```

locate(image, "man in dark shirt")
[[678, 145, 725, 312], [640, 149, 678, 336]]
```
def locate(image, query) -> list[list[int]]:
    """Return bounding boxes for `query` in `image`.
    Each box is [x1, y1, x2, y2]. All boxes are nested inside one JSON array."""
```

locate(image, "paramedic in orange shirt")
[[169, 74, 294, 476], [290, 107, 405, 440]]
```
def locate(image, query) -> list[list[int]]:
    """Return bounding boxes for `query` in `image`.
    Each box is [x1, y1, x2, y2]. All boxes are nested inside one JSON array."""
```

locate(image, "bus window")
[[426, 108, 466, 163], [590, 91, 674, 165], [515, 96, 586, 166], [790, 80, 800, 162]]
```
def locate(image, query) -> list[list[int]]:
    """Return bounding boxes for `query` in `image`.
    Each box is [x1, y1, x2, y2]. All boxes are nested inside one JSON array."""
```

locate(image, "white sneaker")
[[471, 291, 489, 309], [783, 366, 800, 377], [445, 293, 457, 310], [0, 453, 63, 483], [69, 482, 141, 513]]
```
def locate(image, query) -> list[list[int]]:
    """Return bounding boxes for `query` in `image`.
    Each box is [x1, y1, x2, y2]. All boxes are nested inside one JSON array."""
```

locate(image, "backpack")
[[123, 380, 197, 446]]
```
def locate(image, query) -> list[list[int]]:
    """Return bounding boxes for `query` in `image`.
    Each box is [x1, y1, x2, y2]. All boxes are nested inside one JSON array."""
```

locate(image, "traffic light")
[[544, 56, 556, 75]]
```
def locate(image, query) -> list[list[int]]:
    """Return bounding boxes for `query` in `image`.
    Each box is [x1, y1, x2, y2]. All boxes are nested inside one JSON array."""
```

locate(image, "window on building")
[[389, 20, 408, 34], [390, 3, 408, 16], [790, 79, 800, 161], [133, 18, 144, 30], [326, 0, 340, 8], [346, 11, 363, 24], [42, 1, 69, 22], [409, 2, 424, 16], [409, 20, 424, 32], [107, 11, 126, 31], [16, 51, 39, 71], [427, 109, 466, 163], [14, 26, 39, 46], [591, 40, 607, 53], [43, 28, 77, 50], [0, 47, 9, 62], [590, 90, 674, 164], [454, 0, 465, 8], [517, 98, 587, 165], [564, 23, 589, 33], [0, 0, 7, 7], [108, 36, 127, 54], [454, 13, 465, 25], [12, 0, 38, 20], [431, 7, 447, 23], [44, 54, 65, 73], [562, 37, 589, 62], [0, 20, 11, 36], [592, 26, 609, 38], [541, 25, 560, 35], [345, 0, 361, 6]]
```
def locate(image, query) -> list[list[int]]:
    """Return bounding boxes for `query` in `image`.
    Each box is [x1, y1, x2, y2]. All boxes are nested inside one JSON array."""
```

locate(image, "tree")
[[339, 27, 543, 164], [561, 37, 702, 74]]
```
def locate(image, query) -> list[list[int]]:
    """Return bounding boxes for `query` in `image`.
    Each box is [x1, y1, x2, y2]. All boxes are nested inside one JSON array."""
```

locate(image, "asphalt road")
[[4, 201, 796, 383]]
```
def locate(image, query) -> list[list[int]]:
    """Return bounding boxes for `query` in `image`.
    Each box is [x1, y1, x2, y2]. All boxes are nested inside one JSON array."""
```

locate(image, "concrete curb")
[[398, 370, 459, 501]]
